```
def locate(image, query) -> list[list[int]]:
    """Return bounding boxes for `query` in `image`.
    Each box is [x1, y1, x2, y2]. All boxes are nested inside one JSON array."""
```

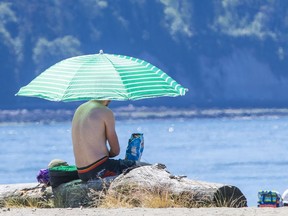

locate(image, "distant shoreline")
[[1, 107, 288, 123]]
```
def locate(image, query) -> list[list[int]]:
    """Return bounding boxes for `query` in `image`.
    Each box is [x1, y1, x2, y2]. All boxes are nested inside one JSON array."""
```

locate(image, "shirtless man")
[[72, 100, 137, 181]]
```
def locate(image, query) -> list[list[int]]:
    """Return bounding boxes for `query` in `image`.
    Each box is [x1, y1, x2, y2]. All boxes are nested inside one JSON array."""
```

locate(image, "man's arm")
[[105, 110, 120, 158]]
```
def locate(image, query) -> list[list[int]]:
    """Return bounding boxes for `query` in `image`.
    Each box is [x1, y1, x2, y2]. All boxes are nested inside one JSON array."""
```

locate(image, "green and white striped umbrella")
[[16, 50, 187, 102]]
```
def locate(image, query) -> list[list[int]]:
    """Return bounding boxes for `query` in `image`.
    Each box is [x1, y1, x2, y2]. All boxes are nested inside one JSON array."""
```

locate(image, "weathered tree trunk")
[[0, 183, 52, 207], [0, 164, 247, 208], [108, 164, 247, 208]]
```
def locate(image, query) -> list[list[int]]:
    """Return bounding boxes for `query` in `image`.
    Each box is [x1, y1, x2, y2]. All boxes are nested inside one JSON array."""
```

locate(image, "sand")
[[1, 207, 288, 216]]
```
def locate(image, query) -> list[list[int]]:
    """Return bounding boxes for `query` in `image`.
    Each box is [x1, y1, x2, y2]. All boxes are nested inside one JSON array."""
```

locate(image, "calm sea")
[[1, 108, 288, 207]]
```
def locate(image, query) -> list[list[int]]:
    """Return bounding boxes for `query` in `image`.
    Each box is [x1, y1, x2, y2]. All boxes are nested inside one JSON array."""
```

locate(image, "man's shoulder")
[[90, 106, 113, 117], [102, 107, 114, 116]]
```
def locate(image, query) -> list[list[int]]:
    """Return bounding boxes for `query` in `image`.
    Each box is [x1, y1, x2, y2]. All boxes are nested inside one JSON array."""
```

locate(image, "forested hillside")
[[1, 0, 288, 108]]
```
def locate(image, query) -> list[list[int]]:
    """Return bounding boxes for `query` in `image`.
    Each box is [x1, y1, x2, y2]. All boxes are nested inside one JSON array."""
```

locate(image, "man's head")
[[103, 100, 111, 106], [93, 100, 111, 107]]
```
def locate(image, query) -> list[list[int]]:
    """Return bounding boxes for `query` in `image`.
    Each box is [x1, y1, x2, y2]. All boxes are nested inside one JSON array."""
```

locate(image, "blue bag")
[[125, 133, 144, 161]]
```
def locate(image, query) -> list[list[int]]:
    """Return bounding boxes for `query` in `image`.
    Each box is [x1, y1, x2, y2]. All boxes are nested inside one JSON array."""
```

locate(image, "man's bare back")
[[72, 100, 120, 168]]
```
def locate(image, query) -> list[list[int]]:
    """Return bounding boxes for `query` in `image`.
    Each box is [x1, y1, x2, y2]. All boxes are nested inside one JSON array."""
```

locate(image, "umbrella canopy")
[[16, 50, 187, 102]]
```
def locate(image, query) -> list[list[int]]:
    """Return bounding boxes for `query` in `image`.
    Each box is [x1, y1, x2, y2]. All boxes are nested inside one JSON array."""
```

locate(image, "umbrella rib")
[[59, 55, 115, 101], [103, 54, 130, 99]]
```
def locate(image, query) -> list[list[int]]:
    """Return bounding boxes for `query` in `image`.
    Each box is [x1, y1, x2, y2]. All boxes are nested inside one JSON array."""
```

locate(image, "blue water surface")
[[1, 113, 288, 206]]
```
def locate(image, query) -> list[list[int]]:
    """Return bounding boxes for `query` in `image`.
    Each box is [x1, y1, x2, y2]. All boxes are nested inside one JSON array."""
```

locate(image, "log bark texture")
[[108, 164, 247, 208], [0, 183, 52, 207], [52, 177, 116, 208]]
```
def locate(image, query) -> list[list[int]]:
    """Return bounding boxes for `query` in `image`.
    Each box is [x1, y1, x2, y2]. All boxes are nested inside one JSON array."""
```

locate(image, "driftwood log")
[[0, 164, 247, 208], [108, 164, 247, 208], [0, 183, 52, 207]]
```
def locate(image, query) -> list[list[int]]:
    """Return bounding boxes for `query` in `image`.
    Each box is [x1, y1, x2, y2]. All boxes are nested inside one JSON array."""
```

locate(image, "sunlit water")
[[1, 113, 288, 206]]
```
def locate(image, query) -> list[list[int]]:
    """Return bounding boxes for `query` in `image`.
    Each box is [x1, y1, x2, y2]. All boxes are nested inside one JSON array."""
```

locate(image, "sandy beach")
[[1, 207, 288, 216]]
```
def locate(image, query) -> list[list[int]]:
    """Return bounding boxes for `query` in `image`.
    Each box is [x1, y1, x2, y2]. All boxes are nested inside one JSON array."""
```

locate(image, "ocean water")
[[1, 108, 288, 207]]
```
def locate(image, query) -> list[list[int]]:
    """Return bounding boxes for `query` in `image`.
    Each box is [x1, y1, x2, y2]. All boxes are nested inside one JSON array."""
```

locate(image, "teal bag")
[[49, 165, 79, 188]]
